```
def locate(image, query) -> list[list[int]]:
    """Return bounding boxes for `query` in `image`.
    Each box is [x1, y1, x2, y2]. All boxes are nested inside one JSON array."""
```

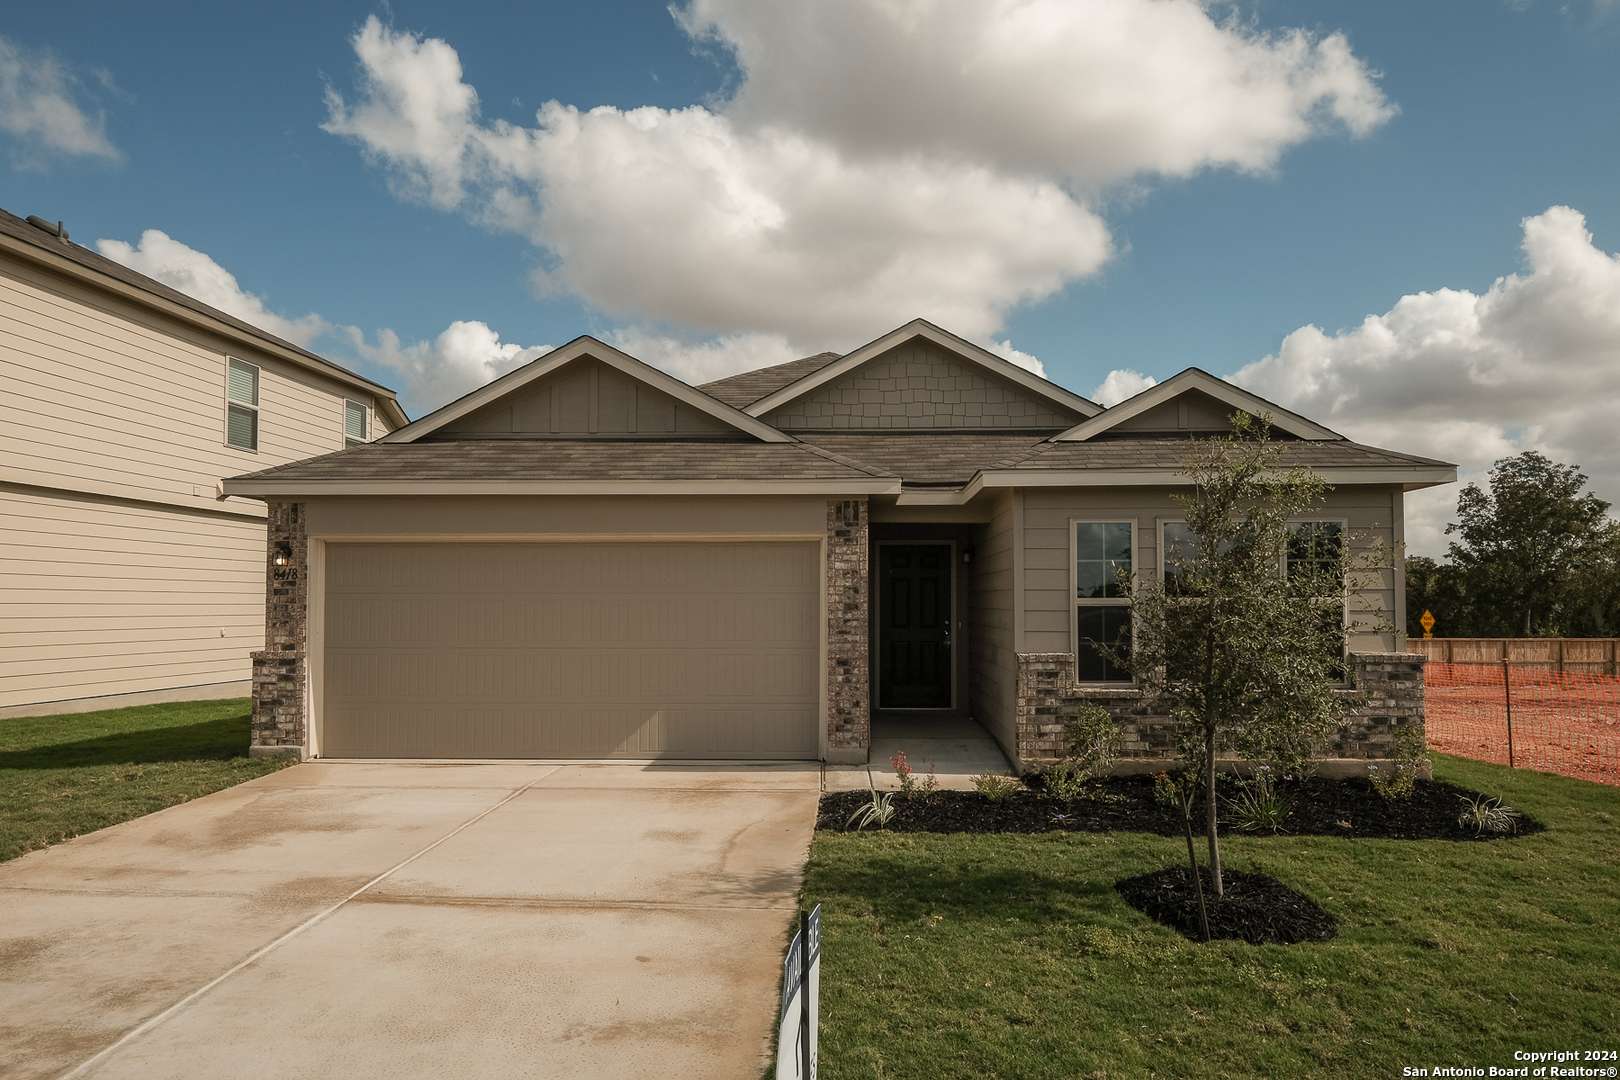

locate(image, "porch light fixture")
[[273, 540, 292, 567], [962, 546, 975, 564]]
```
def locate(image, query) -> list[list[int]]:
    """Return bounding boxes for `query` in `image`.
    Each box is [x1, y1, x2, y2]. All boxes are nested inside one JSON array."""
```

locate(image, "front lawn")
[[802, 755, 1620, 1079], [0, 698, 293, 862]]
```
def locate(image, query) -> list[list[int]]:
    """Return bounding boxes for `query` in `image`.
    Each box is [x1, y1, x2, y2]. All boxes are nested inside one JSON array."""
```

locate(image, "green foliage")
[[1119, 412, 1364, 894], [1152, 770, 1184, 809], [1224, 767, 1293, 833], [971, 771, 1020, 802], [0, 699, 291, 862], [847, 786, 897, 830], [1368, 725, 1431, 802], [890, 750, 940, 800], [1038, 759, 1085, 799], [1063, 704, 1124, 781], [1456, 793, 1522, 834], [1430, 451, 1618, 637]]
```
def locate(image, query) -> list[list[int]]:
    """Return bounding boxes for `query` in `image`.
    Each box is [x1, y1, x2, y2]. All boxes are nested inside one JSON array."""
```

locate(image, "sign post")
[[776, 905, 821, 1080]]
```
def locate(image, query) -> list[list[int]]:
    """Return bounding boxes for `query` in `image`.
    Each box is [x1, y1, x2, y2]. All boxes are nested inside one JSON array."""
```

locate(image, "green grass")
[[802, 755, 1620, 1079], [0, 698, 294, 862]]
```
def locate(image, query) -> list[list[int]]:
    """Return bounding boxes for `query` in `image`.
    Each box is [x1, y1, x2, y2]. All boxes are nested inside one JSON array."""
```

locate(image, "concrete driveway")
[[0, 762, 821, 1080]]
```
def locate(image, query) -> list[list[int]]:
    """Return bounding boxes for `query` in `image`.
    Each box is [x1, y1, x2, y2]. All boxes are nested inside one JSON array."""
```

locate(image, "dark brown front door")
[[878, 544, 952, 709]]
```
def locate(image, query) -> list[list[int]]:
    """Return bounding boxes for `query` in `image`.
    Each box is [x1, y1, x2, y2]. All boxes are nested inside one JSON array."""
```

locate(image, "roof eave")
[[221, 477, 903, 498], [1052, 368, 1343, 442]]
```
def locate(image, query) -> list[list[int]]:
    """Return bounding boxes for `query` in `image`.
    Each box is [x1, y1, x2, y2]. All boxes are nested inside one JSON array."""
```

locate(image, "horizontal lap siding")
[[970, 492, 1016, 749], [1, 261, 384, 510], [0, 487, 263, 707], [322, 541, 821, 759], [1021, 487, 1401, 655]]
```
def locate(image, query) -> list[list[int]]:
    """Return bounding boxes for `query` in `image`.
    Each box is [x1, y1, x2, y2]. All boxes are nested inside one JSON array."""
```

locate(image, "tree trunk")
[[1205, 726, 1223, 897], [1522, 605, 1533, 637]]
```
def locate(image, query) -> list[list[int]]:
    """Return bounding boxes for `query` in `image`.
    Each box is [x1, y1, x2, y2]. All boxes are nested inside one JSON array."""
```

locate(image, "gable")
[[1097, 388, 1248, 437], [436, 357, 741, 439], [762, 337, 1090, 431]]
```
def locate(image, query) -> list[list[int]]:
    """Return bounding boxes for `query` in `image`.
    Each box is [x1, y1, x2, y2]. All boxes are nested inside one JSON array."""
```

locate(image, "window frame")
[[224, 357, 259, 452], [1070, 518, 1136, 684], [344, 399, 370, 448]]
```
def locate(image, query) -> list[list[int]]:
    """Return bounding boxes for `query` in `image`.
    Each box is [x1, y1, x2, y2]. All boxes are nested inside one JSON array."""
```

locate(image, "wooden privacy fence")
[[1423, 660, 1620, 786], [1408, 637, 1620, 675]]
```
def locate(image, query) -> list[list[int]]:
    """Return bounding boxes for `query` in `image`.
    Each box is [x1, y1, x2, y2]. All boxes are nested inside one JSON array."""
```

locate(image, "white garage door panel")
[[322, 542, 820, 758]]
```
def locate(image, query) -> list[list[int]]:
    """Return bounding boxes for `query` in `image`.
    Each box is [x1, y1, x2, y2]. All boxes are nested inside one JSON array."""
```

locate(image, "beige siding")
[[969, 491, 1017, 753], [321, 541, 820, 759], [442, 358, 736, 437], [0, 486, 264, 709], [1, 254, 394, 514], [765, 338, 1085, 430], [1020, 486, 1401, 657]]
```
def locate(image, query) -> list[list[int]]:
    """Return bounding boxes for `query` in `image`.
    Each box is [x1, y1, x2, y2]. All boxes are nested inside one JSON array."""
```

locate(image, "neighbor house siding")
[[969, 490, 1017, 755], [0, 244, 400, 715], [0, 485, 266, 710], [1019, 486, 1403, 660], [1, 255, 390, 510]]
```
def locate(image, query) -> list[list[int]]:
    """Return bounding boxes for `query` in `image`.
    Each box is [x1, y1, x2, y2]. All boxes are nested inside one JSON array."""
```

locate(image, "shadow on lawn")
[[809, 853, 1127, 926], [0, 716, 254, 770]]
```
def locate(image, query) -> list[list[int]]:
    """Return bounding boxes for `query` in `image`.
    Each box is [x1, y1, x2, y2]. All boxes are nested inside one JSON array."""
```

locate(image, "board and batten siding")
[[0, 486, 266, 710], [1, 255, 390, 513], [969, 491, 1018, 754], [1019, 487, 1402, 659]]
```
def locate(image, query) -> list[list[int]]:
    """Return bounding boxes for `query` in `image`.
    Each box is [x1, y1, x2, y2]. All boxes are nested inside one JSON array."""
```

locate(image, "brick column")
[[825, 499, 870, 763], [249, 501, 308, 759]]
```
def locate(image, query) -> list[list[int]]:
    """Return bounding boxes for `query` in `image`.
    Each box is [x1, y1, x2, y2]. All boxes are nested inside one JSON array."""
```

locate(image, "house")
[[0, 207, 406, 718], [222, 319, 1454, 769]]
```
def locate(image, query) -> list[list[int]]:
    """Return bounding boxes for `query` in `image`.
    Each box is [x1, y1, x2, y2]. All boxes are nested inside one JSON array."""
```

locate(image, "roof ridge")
[[787, 440, 896, 478]]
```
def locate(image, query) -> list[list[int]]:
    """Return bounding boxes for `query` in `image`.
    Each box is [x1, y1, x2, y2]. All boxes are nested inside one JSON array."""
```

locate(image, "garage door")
[[321, 541, 820, 759]]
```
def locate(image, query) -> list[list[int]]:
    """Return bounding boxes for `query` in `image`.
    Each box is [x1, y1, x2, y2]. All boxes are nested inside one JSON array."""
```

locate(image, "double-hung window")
[[344, 400, 369, 447], [225, 358, 259, 451], [1288, 521, 1348, 678], [1074, 521, 1133, 682]]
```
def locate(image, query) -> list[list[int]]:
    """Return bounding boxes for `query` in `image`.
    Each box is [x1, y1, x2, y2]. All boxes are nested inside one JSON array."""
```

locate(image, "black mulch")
[[1115, 867, 1338, 944], [816, 774, 1543, 842], [820, 774, 1541, 945]]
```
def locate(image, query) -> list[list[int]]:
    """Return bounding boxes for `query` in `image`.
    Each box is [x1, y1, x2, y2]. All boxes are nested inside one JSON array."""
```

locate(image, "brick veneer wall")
[[826, 499, 870, 762], [249, 501, 308, 759], [1014, 651, 1428, 776]]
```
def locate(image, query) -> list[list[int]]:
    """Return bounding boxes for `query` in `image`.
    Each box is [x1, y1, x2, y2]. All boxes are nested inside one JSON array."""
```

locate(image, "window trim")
[[344, 399, 370, 448], [224, 357, 259, 452], [1070, 518, 1136, 684]]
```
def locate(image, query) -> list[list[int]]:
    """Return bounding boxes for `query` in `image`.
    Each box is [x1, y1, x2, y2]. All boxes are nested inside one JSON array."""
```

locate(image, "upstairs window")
[[345, 400, 369, 447], [1074, 521, 1134, 682], [226, 358, 258, 451]]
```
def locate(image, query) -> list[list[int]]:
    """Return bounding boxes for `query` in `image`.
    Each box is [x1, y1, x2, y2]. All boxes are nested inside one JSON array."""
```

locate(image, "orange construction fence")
[[1424, 661, 1620, 786]]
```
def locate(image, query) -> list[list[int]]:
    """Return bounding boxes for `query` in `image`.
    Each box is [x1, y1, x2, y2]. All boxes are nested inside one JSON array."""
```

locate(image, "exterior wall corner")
[[251, 501, 309, 753], [825, 499, 870, 758]]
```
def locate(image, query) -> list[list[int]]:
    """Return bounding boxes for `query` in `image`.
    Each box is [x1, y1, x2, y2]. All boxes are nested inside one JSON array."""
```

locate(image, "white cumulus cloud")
[[322, 5, 1392, 359], [0, 36, 122, 168], [96, 230, 330, 346], [344, 321, 553, 413], [1228, 206, 1620, 557], [96, 228, 550, 415], [1093, 369, 1158, 407]]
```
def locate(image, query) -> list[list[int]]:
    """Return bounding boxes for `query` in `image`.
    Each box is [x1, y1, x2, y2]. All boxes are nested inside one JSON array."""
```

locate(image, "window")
[[345, 400, 369, 447], [1289, 521, 1348, 679], [1074, 521, 1133, 682], [225, 358, 258, 451]]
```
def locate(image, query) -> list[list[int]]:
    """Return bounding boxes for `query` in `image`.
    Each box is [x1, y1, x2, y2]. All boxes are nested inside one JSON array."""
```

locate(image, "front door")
[[878, 544, 952, 709]]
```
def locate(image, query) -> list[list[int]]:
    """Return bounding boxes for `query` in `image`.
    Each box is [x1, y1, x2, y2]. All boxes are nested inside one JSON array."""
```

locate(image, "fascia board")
[[221, 477, 903, 498], [382, 336, 795, 444], [743, 318, 1103, 419], [973, 465, 1458, 489], [1051, 368, 1344, 442], [0, 232, 406, 426]]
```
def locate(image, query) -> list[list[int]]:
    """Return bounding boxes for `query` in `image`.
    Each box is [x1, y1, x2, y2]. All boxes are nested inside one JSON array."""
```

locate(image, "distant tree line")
[[1406, 452, 1620, 638]]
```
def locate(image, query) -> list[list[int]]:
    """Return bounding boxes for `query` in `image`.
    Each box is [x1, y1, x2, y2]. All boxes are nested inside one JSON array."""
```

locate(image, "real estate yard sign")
[[776, 905, 821, 1079]]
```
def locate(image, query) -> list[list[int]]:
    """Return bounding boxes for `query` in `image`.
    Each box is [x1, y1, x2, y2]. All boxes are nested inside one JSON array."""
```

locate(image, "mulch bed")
[[819, 775, 1541, 944], [816, 774, 1543, 842]]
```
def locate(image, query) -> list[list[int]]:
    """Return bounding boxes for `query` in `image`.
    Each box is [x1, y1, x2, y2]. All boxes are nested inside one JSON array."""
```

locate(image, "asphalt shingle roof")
[[992, 439, 1454, 472], [698, 353, 843, 408], [233, 440, 893, 483], [794, 432, 1056, 484]]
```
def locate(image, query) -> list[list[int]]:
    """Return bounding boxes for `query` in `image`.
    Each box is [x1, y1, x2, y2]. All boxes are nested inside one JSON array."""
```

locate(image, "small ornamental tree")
[[1120, 413, 1364, 898]]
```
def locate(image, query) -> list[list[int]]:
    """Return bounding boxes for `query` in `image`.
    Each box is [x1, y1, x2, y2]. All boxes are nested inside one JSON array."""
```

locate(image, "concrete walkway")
[[824, 717, 1016, 793], [0, 763, 820, 1080]]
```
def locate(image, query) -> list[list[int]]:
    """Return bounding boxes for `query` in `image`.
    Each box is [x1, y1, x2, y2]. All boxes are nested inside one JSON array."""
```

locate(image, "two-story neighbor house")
[[1, 207, 406, 717], [225, 319, 1452, 770]]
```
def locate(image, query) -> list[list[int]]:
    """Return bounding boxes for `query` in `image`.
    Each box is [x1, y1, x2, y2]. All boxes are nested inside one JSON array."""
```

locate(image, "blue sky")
[[5, 0, 1620, 554]]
